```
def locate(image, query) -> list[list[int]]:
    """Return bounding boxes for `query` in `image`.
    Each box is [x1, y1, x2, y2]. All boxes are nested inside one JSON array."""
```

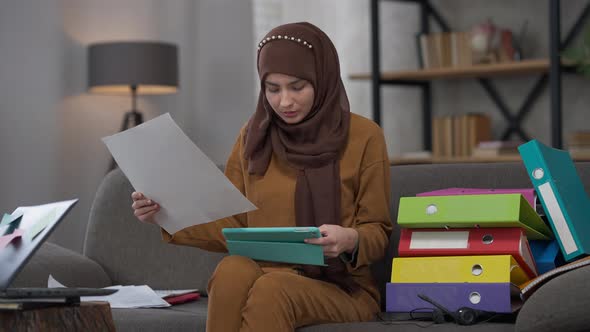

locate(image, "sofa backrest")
[[84, 168, 226, 291], [372, 161, 590, 308], [85, 162, 590, 302]]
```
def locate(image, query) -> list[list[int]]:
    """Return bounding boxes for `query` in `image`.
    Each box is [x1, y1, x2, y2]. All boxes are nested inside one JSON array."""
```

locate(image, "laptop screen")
[[0, 199, 78, 290]]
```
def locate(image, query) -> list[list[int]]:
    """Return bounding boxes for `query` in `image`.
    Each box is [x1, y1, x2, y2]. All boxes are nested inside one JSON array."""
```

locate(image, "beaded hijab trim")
[[257, 34, 313, 52]]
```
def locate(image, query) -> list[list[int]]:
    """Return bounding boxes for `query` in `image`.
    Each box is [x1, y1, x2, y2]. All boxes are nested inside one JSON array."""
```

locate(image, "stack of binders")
[[387, 188, 554, 314]]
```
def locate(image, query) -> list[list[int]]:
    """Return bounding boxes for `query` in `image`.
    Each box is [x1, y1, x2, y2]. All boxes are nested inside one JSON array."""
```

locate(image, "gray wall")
[[0, 0, 255, 252]]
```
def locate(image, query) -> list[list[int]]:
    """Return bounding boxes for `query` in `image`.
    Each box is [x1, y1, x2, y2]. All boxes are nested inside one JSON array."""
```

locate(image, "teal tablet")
[[222, 227, 321, 243], [222, 227, 325, 266]]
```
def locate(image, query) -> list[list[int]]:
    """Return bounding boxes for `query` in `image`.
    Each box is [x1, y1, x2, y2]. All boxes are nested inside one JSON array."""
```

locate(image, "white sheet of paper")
[[48, 275, 171, 308], [82, 285, 171, 309], [47, 274, 66, 288], [102, 113, 257, 234]]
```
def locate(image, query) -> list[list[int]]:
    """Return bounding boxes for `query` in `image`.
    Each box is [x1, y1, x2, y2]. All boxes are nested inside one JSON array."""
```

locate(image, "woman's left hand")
[[304, 225, 358, 258]]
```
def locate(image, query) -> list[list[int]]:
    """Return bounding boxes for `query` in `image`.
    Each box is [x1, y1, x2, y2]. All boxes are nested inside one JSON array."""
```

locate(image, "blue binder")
[[222, 227, 325, 266], [529, 240, 565, 274], [519, 140, 590, 261]]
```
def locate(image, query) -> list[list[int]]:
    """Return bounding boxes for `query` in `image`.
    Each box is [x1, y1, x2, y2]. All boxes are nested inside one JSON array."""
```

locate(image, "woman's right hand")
[[131, 191, 160, 224]]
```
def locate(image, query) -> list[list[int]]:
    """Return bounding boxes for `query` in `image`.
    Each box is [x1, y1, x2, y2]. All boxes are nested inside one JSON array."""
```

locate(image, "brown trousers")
[[206, 256, 379, 332]]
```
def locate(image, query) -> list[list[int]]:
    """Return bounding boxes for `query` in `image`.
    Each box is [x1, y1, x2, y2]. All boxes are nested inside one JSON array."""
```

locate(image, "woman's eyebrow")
[[265, 79, 302, 86]]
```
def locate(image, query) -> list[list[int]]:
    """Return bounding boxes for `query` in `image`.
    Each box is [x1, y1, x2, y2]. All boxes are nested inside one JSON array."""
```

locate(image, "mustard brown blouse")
[[161, 113, 392, 303]]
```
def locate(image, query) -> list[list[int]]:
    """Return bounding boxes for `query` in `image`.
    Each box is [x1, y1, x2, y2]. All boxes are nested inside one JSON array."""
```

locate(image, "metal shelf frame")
[[370, 0, 590, 149]]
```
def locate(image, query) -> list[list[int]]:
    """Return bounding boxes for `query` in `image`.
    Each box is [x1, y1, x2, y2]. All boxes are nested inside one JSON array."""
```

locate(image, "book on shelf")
[[450, 31, 473, 68], [432, 113, 491, 158], [432, 116, 453, 158], [567, 147, 590, 159], [471, 140, 522, 158], [477, 140, 522, 149], [566, 131, 590, 158], [498, 29, 516, 62], [398, 151, 432, 160], [418, 31, 474, 69], [567, 131, 590, 145], [416, 27, 521, 70]]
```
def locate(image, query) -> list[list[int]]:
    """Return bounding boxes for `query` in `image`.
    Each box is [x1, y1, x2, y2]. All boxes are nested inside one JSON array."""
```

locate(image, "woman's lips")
[[282, 111, 298, 118]]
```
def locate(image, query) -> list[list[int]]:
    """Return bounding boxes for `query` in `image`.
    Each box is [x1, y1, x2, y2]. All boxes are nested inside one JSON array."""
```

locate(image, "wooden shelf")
[[390, 154, 590, 165], [350, 59, 553, 81], [390, 155, 522, 165]]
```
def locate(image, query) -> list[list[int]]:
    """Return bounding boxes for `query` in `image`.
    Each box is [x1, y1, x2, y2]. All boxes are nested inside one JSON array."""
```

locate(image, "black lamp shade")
[[88, 41, 178, 95]]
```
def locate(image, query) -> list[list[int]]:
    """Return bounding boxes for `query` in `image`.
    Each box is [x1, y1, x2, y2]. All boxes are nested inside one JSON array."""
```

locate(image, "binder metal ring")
[[471, 264, 483, 276]]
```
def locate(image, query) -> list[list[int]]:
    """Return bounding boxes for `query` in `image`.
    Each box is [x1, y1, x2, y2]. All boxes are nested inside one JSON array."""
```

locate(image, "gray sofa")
[[11, 162, 590, 331]]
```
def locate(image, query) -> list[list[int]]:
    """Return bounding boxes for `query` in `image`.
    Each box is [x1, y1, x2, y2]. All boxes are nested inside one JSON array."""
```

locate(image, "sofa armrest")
[[10, 242, 112, 288], [516, 265, 590, 332]]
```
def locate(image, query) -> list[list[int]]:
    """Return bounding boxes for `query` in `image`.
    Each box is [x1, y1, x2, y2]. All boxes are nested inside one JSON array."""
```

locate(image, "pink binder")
[[417, 188, 536, 209]]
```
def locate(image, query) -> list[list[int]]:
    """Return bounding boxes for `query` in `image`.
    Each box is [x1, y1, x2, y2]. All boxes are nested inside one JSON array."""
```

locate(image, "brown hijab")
[[244, 22, 358, 293]]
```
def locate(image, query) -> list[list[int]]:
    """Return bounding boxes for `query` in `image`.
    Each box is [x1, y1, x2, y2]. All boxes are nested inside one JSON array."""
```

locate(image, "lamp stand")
[[108, 85, 144, 172], [120, 85, 144, 130]]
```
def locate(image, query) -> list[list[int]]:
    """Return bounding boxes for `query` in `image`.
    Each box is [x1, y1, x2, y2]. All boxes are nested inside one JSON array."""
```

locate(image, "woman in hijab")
[[131, 22, 392, 332]]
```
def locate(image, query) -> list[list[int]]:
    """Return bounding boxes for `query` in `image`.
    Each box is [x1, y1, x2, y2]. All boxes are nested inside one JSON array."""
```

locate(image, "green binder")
[[222, 227, 326, 266], [397, 194, 553, 240]]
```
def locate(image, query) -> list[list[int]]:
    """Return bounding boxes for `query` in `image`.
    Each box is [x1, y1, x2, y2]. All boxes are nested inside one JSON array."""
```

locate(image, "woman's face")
[[264, 73, 315, 124]]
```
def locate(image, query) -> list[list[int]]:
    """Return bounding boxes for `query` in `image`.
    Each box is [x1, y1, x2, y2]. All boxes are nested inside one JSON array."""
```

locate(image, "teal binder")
[[222, 227, 325, 266], [519, 140, 590, 261]]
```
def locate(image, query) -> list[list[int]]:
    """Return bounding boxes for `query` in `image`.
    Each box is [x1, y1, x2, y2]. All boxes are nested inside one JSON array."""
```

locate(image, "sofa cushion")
[[12, 242, 111, 288], [84, 168, 225, 291], [111, 298, 514, 332], [299, 321, 514, 332], [111, 298, 208, 332], [515, 265, 590, 332]]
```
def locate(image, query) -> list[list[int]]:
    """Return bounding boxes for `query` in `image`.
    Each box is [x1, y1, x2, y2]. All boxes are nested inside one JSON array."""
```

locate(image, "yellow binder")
[[391, 255, 530, 285]]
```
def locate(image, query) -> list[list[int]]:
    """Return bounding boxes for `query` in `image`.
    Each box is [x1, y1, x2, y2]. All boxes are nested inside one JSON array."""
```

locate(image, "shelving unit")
[[353, 0, 590, 162], [350, 59, 561, 81]]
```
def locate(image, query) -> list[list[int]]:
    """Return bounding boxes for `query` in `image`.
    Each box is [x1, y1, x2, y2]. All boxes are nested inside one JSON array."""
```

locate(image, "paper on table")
[[102, 113, 257, 234], [83, 286, 171, 309], [48, 275, 170, 309]]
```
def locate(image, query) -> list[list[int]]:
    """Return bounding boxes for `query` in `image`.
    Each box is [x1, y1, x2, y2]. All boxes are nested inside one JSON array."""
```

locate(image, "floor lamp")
[[87, 41, 179, 172]]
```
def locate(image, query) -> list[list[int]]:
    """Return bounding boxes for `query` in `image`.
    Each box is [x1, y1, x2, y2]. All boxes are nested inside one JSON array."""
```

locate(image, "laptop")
[[0, 199, 116, 301]]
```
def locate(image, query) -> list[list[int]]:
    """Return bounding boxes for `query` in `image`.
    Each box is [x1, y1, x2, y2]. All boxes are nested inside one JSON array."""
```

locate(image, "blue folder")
[[529, 240, 565, 274], [222, 227, 325, 266], [519, 140, 590, 261]]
